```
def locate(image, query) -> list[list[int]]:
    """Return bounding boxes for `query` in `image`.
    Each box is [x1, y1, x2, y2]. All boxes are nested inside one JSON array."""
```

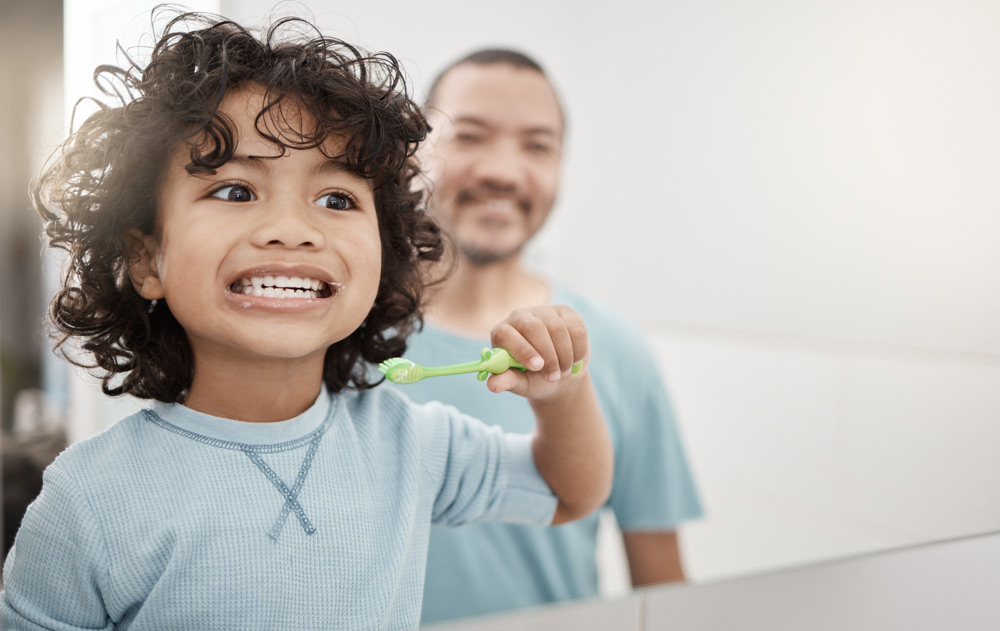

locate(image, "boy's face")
[[131, 85, 381, 379], [423, 63, 563, 265]]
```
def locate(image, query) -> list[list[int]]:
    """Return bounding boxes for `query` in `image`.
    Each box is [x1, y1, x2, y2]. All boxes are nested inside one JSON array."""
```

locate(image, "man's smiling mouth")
[[229, 275, 338, 299]]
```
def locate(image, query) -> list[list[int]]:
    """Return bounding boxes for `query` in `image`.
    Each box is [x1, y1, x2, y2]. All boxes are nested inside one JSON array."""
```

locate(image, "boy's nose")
[[251, 201, 326, 249]]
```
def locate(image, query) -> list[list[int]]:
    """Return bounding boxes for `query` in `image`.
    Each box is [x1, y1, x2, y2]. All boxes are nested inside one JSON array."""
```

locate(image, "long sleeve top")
[[1, 385, 556, 630]]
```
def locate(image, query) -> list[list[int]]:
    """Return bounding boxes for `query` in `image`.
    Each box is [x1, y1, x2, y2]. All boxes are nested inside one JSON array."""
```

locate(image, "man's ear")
[[124, 229, 165, 300]]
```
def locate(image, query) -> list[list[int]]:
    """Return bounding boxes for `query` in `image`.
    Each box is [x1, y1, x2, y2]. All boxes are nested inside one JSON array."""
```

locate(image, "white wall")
[[61, 0, 1000, 588]]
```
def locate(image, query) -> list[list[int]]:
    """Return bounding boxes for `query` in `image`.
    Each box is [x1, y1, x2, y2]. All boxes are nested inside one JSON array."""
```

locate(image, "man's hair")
[[425, 48, 555, 110], [35, 10, 443, 401]]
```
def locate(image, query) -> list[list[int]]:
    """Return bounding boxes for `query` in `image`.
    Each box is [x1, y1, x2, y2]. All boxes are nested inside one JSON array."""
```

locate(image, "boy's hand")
[[490, 305, 612, 524], [486, 305, 589, 400]]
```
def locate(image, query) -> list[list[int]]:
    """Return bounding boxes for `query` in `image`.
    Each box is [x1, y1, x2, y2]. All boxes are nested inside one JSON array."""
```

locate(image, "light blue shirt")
[[1, 386, 556, 630], [408, 283, 704, 622]]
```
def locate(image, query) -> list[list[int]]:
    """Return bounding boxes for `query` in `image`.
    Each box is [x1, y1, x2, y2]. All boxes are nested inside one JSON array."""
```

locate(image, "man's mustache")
[[455, 183, 530, 214]]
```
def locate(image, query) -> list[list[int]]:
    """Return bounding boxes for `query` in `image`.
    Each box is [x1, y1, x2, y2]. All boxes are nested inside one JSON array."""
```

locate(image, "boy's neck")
[[424, 254, 550, 338], [183, 354, 326, 422]]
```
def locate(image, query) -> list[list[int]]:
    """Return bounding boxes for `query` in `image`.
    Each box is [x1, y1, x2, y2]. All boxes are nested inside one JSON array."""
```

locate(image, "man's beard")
[[458, 239, 523, 266]]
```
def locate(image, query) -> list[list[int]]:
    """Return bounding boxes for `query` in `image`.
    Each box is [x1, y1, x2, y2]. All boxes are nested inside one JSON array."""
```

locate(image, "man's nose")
[[250, 199, 325, 249], [469, 140, 526, 189]]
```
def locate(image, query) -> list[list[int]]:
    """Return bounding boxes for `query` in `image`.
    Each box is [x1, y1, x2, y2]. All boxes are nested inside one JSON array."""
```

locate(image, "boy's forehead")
[[220, 85, 324, 147], [181, 83, 353, 162]]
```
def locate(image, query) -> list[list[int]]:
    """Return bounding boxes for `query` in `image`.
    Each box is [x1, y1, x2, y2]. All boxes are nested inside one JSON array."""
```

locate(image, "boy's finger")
[[486, 370, 521, 394], [502, 309, 561, 381], [555, 304, 589, 369], [490, 320, 544, 371], [533, 308, 575, 376]]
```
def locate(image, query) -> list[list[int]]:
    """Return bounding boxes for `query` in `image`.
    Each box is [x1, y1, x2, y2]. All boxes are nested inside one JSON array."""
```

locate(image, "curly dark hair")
[[35, 10, 444, 401]]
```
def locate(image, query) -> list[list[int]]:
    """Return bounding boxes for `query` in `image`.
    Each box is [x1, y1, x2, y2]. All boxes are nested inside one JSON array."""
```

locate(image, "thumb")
[[486, 370, 521, 394]]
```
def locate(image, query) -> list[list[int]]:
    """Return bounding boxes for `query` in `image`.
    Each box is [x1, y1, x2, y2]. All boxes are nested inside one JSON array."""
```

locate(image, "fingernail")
[[562, 368, 572, 377], [547, 371, 561, 382], [529, 357, 544, 370]]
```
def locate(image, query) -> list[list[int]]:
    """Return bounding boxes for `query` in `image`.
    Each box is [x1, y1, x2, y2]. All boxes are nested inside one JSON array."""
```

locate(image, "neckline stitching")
[[141, 395, 339, 453]]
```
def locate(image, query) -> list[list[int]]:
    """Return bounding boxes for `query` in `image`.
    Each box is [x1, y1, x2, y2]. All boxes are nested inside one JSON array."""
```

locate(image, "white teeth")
[[238, 284, 322, 299], [485, 198, 518, 210], [232, 274, 329, 299]]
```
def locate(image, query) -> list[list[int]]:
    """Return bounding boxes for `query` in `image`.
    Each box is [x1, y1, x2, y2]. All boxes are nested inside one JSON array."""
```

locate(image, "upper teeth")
[[233, 275, 328, 298], [485, 199, 519, 211]]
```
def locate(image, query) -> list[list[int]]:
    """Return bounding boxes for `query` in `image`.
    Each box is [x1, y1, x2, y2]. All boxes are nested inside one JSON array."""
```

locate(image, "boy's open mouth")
[[229, 275, 337, 299]]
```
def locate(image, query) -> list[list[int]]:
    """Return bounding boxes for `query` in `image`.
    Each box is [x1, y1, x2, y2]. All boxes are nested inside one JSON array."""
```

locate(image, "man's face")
[[424, 63, 563, 265]]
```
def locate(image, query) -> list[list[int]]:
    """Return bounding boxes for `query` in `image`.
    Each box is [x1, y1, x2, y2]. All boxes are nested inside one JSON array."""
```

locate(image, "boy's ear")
[[125, 229, 165, 300]]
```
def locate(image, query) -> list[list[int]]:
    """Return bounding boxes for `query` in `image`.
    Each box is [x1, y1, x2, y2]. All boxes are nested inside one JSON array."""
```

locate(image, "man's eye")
[[210, 185, 255, 202], [315, 193, 355, 211]]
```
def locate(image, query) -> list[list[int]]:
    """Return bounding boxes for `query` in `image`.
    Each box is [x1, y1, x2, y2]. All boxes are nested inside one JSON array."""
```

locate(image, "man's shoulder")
[[552, 282, 653, 352]]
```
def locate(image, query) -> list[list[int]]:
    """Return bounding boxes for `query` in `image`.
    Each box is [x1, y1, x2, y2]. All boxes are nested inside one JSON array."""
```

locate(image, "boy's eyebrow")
[[310, 158, 356, 177], [225, 154, 275, 173], [222, 155, 359, 179]]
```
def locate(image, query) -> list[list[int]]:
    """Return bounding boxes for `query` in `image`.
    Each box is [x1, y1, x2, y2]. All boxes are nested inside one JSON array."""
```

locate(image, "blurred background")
[[2, 0, 1000, 605], [0, 0, 64, 561]]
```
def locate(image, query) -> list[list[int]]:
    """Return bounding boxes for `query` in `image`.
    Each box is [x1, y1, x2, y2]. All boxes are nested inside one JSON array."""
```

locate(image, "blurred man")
[[406, 49, 704, 623]]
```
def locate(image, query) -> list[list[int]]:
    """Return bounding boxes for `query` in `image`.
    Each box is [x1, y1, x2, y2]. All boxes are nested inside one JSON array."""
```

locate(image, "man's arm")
[[622, 530, 686, 586]]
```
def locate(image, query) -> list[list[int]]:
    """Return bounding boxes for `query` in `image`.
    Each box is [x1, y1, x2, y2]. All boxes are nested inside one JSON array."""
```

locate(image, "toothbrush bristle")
[[379, 358, 423, 384]]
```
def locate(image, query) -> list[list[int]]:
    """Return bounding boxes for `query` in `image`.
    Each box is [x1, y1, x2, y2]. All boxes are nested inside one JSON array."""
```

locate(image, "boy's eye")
[[315, 193, 355, 211], [211, 185, 256, 202]]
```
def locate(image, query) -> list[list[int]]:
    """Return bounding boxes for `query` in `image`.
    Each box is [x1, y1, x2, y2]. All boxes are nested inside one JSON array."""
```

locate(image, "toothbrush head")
[[378, 357, 426, 384]]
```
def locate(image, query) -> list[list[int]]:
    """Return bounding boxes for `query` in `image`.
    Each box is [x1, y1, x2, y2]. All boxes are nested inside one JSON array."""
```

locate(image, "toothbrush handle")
[[494, 353, 583, 374], [414, 349, 584, 383], [418, 358, 498, 378], [478, 348, 583, 380]]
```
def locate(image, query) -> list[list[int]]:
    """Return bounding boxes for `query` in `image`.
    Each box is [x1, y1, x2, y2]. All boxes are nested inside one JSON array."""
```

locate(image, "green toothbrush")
[[378, 347, 582, 385]]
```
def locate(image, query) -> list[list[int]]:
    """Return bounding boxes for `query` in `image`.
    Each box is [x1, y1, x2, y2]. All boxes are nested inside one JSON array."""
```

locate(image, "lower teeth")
[[238, 286, 319, 298]]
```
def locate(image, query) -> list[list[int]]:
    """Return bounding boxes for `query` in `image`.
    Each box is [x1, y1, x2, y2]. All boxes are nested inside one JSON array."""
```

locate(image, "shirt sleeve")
[[1, 464, 114, 631], [602, 328, 705, 531], [420, 402, 557, 527]]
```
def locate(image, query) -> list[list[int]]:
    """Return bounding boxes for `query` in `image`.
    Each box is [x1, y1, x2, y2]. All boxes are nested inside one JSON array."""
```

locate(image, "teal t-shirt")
[[404, 283, 704, 623]]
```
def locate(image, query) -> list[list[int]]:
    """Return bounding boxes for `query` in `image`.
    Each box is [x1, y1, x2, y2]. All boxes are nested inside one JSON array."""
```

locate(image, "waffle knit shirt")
[[1, 386, 557, 630]]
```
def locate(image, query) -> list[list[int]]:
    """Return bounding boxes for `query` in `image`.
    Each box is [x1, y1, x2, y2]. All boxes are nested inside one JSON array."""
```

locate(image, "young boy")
[[0, 12, 612, 630]]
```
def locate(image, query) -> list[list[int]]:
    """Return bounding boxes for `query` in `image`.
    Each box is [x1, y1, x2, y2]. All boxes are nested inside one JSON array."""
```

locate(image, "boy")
[[0, 12, 611, 630]]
